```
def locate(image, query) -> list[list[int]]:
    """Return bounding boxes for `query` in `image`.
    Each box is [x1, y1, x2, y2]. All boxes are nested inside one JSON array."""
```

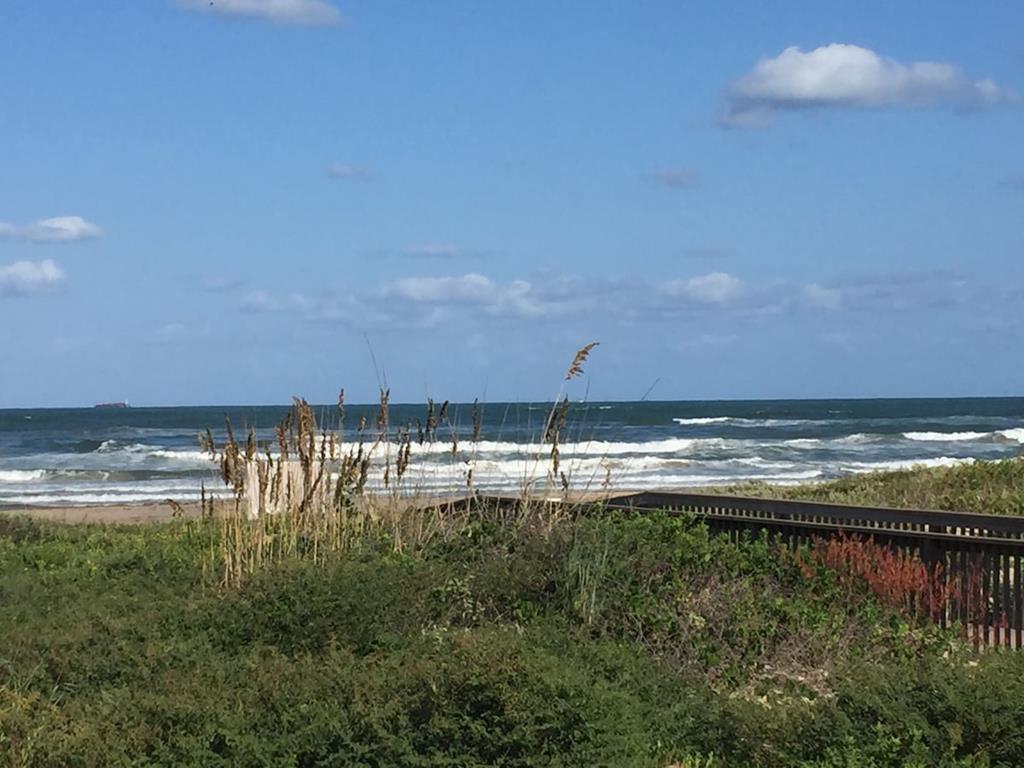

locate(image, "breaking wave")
[[840, 457, 974, 472], [903, 429, 1024, 444], [3, 401, 1022, 507], [903, 431, 990, 442], [998, 428, 1024, 443], [0, 470, 46, 483]]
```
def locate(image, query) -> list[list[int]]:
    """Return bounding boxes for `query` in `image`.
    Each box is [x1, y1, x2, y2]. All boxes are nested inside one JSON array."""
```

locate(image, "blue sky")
[[1, 0, 1022, 406]]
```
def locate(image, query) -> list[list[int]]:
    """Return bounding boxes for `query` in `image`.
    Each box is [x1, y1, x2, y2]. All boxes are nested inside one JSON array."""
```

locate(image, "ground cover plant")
[[3, 500, 1024, 767], [718, 457, 1024, 516]]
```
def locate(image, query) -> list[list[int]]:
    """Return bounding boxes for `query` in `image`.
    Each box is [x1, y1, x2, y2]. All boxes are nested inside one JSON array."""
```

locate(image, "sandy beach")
[[1, 501, 205, 524], [0, 488, 637, 526]]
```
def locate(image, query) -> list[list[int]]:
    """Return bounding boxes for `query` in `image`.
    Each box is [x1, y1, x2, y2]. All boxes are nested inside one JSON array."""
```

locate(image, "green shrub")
[[720, 457, 1024, 515], [3, 508, 1023, 767]]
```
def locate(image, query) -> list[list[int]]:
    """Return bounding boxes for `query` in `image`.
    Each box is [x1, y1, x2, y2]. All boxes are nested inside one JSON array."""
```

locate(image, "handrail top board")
[[462, 490, 1024, 536], [604, 491, 1024, 535], [601, 505, 1024, 551]]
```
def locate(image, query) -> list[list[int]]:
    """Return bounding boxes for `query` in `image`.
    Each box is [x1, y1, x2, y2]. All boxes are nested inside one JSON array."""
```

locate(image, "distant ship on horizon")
[[94, 401, 130, 409]]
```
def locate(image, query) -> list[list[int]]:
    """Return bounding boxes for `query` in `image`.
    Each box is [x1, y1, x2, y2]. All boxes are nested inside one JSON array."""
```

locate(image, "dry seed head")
[[425, 399, 437, 440], [276, 416, 290, 461], [471, 398, 481, 442], [199, 428, 215, 457], [377, 388, 390, 432], [396, 429, 412, 479], [357, 450, 370, 493], [544, 396, 570, 444], [565, 342, 599, 381]]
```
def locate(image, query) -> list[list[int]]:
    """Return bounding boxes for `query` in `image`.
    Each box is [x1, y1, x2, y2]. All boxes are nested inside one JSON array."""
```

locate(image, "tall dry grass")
[[202, 343, 603, 587]]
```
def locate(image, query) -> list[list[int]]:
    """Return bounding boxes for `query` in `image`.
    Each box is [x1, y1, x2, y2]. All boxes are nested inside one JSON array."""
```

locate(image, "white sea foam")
[[837, 433, 880, 444], [672, 417, 821, 428], [0, 469, 46, 483], [102, 439, 710, 464], [998, 428, 1024, 443], [903, 431, 990, 442], [673, 417, 732, 425], [0, 491, 232, 506], [95, 440, 163, 455], [730, 456, 800, 470], [1, 488, 203, 502], [841, 457, 974, 472], [367, 438, 708, 459], [147, 449, 212, 463]]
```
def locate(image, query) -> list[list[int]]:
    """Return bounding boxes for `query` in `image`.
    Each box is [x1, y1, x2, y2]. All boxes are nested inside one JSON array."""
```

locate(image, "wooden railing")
[[471, 491, 1024, 649]]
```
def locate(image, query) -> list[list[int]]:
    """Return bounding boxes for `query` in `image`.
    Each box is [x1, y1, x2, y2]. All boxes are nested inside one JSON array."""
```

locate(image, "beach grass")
[[201, 346, 606, 588]]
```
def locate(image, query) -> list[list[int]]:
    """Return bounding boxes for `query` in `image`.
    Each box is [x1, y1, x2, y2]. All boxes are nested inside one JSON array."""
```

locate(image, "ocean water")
[[0, 398, 1022, 507]]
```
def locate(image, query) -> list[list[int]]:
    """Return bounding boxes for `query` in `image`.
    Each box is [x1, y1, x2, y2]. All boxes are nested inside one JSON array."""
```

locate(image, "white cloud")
[[662, 272, 743, 304], [491, 279, 547, 318], [803, 283, 842, 310], [383, 274, 551, 318], [231, 269, 980, 331], [0, 216, 102, 243], [0, 259, 66, 297], [326, 163, 372, 180], [645, 167, 700, 189], [385, 274, 496, 303], [723, 43, 1018, 127], [177, 0, 342, 26], [822, 270, 970, 311], [239, 289, 282, 313]]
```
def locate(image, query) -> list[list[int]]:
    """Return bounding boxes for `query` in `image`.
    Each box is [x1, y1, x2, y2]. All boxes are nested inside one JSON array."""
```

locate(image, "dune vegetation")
[[3, 359, 1023, 766], [717, 456, 1024, 516], [3, 508, 1024, 767], [3, 465, 1024, 765]]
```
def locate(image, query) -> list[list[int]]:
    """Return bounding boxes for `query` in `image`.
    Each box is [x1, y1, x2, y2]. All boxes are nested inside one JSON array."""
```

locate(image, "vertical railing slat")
[[1011, 557, 1019, 651], [1002, 553, 1012, 648]]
